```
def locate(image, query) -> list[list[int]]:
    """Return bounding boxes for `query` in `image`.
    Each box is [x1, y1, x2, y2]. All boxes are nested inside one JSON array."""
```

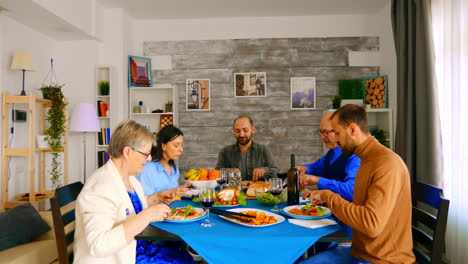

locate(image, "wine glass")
[[267, 178, 283, 212], [216, 168, 228, 190], [199, 187, 216, 227]]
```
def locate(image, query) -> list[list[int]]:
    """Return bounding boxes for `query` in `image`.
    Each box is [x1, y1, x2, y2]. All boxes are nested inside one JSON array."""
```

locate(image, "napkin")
[[288, 218, 337, 229]]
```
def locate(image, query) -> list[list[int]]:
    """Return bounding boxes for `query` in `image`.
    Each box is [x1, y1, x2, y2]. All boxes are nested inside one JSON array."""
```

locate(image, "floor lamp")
[[70, 103, 100, 183]]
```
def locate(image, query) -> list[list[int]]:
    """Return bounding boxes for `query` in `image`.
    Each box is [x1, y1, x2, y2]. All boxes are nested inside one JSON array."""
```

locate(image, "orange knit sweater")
[[322, 137, 415, 264]]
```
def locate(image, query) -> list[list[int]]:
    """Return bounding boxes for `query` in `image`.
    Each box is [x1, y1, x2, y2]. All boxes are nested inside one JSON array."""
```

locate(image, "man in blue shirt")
[[298, 112, 360, 242], [298, 112, 360, 203]]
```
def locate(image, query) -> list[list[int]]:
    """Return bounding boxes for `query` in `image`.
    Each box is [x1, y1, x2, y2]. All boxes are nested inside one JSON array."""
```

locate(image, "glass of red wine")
[[267, 178, 283, 212], [199, 187, 216, 227], [216, 168, 228, 190]]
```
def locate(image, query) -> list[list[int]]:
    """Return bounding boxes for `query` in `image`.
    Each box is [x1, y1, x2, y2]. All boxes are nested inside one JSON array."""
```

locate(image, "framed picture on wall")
[[290, 77, 316, 110], [128, 55, 153, 87], [186, 79, 210, 111], [234, 72, 267, 97]]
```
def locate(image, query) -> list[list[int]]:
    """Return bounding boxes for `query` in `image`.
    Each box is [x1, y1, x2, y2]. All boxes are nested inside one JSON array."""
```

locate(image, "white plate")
[[299, 196, 309, 204], [281, 205, 332, 220], [184, 189, 200, 196], [218, 208, 285, 227], [212, 204, 240, 208], [164, 207, 206, 223]]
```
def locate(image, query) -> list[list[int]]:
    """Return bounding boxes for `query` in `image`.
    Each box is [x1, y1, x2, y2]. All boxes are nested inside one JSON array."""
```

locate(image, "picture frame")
[[364, 75, 388, 108], [290, 77, 316, 110], [128, 55, 153, 87], [186, 79, 210, 111], [234, 72, 266, 97]]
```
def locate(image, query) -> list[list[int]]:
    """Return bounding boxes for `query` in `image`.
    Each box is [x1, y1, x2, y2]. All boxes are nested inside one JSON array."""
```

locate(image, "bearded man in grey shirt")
[[216, 116, 277, 181]]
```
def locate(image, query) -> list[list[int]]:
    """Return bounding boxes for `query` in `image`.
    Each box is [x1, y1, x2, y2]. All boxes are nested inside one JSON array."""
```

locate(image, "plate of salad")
[[164, 205, 206, 223], [281, 203, 332, 220], [192, 190, 247, 208]]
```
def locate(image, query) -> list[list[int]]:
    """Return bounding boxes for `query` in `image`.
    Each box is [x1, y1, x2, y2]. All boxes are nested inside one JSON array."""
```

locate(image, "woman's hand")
[[144, 203, 171, 222], [147, 190, 176, 206], [174, 183, 193, 196], [158, 190, 176, 204]]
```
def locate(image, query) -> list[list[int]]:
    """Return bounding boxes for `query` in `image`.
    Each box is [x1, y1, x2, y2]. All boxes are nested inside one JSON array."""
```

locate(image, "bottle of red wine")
[[287, 154, 300, 205]]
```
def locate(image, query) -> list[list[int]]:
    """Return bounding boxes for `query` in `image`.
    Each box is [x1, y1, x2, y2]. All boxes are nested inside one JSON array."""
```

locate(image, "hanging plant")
[[38, 59, 67, 189]]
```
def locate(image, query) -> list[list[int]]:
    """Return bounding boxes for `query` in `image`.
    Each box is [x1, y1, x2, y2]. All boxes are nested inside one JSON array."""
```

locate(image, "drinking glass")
[[267, 178, 283, 212], [216, 168, 228, 190], [199, 187, 216, 227]]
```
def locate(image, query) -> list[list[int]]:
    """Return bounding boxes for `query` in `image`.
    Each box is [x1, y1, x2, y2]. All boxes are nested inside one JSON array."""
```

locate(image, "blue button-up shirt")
[[303, 147, 360, 202]]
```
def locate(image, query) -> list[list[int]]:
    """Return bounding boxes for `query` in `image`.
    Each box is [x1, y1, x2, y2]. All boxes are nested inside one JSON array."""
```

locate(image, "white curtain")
[[431, 0, 468, 262]]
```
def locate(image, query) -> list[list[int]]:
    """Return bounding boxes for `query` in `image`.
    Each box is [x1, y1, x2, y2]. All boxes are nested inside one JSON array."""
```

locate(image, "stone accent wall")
[[144, 37, 379, 173]]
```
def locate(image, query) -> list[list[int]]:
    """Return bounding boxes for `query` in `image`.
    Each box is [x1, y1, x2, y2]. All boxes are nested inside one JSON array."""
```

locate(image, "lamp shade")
[[70, 103, 100, 132], [10, 51, 35, 71]]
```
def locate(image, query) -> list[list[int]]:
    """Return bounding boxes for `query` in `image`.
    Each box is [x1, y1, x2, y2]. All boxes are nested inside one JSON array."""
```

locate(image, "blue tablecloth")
[[150, 199, 341, 264]]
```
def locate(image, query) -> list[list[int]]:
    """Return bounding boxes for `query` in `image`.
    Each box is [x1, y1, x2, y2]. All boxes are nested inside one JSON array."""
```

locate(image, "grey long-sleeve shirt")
[[215, 141, 277, 181]]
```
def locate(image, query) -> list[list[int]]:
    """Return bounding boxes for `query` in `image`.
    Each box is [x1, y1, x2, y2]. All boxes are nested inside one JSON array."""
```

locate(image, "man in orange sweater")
[[301, 104, 415, 264]]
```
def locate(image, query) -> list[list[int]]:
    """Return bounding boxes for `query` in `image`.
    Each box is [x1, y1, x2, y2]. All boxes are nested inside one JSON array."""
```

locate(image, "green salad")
[[256, 192, 284, 206]]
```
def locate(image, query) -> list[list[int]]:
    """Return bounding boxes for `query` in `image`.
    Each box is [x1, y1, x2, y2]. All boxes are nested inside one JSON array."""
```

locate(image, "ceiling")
[[97, 0, 389, 20], [0, 0, 388, 40]]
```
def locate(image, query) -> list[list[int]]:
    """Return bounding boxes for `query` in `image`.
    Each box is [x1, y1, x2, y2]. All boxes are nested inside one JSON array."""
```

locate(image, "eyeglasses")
[[316, 129, 335, 136], [131, 147, 151, 159]]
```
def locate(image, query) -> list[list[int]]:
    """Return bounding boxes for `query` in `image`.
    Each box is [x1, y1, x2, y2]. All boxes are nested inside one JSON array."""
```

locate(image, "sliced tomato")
[[231, 200, 238, 205], [221, 200, 227, 204]]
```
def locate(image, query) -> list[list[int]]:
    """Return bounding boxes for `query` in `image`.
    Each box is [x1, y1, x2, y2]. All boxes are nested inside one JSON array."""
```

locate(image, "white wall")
[[0, 14, 100, 200]]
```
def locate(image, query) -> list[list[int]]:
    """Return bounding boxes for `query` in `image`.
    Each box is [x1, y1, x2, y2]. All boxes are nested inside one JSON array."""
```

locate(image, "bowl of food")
[[185, 179, 219, 190], [255, 188, 286, 206]]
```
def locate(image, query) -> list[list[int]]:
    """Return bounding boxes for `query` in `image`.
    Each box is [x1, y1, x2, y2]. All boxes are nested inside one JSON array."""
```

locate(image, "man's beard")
[[340, 138, 357, 157], [236, 134, 252, 146]]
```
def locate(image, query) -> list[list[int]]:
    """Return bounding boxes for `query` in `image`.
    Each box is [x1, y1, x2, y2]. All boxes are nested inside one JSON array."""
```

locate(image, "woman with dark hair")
[[137, 125, 192, 196]]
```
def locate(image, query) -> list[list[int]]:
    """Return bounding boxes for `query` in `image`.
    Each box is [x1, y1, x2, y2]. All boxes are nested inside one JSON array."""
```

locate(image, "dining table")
[[136, 198, 348, 264]]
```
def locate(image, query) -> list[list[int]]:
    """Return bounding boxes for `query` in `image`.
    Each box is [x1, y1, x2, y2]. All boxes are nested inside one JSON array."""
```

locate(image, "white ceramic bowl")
[[185, 179, 219, 189]]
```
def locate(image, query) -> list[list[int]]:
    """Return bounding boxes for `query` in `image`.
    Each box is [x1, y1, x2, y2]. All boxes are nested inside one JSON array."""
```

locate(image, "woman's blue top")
[[127, 191, 193, 264], [137, 161, 180, 195]]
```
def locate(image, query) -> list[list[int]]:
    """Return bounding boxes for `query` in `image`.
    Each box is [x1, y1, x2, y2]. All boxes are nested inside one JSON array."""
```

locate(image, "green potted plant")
[[332, 94, 341, 109], [98, 80, 110, 96], [371, 128, 389, 148], [39, 84, 67, 189]]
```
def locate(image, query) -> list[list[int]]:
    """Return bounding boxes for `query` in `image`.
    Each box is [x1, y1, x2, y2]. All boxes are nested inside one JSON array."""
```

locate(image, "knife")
[[210, 208, 255, 222]]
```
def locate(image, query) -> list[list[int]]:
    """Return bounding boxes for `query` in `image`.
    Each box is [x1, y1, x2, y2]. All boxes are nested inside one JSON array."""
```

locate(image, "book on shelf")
[[97, 101, 108, 117], [97, 151, 110, 167], [97, 128, 110, 145]]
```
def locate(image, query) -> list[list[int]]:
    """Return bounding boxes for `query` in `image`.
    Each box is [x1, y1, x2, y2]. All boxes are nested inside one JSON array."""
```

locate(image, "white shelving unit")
[[95, 66, 113, 167], [322, 108, 393, 154], [128, 84, 177, 134]]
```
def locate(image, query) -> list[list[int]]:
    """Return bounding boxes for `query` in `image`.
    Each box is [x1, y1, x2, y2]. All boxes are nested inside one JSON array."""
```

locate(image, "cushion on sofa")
[[0, 203, 51, 251], [0, 239, 57, 264]]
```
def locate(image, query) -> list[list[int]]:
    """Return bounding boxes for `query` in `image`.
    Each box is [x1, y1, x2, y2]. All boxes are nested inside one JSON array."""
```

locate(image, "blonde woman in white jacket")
[[74, 120, 193, 264]]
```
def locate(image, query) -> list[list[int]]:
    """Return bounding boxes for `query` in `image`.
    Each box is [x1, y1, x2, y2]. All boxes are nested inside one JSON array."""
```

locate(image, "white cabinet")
[[128, 84, 177, 133], [95, 66, 113, 167], [322, 108, 393, 154]]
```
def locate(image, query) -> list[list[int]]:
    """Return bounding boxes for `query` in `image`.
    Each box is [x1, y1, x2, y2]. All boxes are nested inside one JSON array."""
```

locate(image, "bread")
[[246, 181, 270, 197], [217, 187, 240, 201]]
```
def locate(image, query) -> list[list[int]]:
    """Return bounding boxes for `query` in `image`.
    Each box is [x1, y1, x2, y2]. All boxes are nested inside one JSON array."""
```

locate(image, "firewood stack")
[[365, 76, 386, 108]]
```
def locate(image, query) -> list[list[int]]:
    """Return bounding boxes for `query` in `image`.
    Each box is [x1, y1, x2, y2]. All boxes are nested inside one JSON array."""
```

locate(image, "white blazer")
[[74, 159, 148, 264]]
